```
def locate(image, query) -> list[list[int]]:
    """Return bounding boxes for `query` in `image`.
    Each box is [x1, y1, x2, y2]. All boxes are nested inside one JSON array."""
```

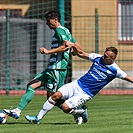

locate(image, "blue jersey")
[[77, 53, 127, 98]]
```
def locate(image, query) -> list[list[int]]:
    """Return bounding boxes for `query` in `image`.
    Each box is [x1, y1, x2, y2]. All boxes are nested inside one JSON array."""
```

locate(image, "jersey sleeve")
[[116, 68, 127, 79], [71, 36, 76, 43], [89, 53, 102, 61], [55, 28, 76, 44], [112, 63, 127, 79]]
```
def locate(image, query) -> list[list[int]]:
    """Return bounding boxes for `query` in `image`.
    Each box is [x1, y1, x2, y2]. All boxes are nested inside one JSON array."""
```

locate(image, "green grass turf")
[[0, 95, 132, 133]]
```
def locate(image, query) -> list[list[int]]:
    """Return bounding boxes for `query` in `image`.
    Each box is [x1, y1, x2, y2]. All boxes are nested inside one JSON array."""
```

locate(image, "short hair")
[[106, 46, 118, 55], [44, 11, 61, 21]]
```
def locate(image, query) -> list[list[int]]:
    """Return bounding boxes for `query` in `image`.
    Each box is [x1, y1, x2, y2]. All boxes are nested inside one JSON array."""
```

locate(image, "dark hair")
[[106, 46, 118, 55], [44, 11, 61, 21]]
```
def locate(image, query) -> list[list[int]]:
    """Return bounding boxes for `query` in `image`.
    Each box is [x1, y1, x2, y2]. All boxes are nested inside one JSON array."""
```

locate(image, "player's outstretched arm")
[[65, 41, 90, 60], [124, 75, 133, 83], [39, 41, 70, 54]]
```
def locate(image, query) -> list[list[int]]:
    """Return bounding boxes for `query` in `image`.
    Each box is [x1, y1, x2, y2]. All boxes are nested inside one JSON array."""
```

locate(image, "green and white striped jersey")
[[48, 26, 76, 70]]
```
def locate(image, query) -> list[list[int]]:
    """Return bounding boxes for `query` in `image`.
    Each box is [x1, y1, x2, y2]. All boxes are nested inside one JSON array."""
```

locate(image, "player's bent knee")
[[51, 91, 62, 101], [27, 79, 42, 89], [62, 103, 70, 113]]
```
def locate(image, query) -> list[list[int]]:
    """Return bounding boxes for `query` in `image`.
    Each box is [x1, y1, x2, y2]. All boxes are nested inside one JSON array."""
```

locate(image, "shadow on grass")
[[5, 122, 73, 125]]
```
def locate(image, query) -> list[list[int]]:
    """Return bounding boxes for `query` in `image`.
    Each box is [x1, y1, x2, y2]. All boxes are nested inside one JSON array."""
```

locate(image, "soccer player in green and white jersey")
[[4, 10, 84, 124]]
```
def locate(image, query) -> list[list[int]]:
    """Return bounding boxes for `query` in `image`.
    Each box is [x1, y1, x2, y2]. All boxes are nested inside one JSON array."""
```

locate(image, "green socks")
[[17, 86, 35, 111]]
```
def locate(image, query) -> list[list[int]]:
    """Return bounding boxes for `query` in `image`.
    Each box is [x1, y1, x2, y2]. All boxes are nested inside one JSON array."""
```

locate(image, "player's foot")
[[73, 114, 83, 124], [3, 108, 20, 119], [80, 105, 88, 123], [25, 115, 40, 124]]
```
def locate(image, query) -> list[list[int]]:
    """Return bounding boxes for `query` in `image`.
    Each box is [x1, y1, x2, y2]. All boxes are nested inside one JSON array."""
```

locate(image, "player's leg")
[[63, 97, 89, 124], [56, 79, 84, 124], [47, 91, 65, 109], [35, 69, 66, 110], [25, 81, 72, 123], [53, 70, 67, 108], [4, 71, 47, 119], [59, 85, 89, 124], [25, 81, 83, 124], [62, 83, 91, 124], [25, 91, 63, 123]]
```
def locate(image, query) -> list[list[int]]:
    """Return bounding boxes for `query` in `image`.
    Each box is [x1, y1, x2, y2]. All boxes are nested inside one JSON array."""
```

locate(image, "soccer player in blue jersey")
[[25, 42, 133, 124]]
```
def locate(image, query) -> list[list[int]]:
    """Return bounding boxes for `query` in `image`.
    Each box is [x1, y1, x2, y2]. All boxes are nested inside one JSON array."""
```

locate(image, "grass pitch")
[[0, 94, 132, 133]]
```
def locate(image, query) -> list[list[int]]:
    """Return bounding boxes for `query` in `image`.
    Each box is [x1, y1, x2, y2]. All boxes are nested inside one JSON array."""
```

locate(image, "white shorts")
[[58, 80, 91, 109]]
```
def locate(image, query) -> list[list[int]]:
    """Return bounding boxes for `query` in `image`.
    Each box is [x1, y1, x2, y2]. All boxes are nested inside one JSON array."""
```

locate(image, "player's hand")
[[64, 41, 74, 48], [71, 47, 77, 56], [39, 47, 49, 54]]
